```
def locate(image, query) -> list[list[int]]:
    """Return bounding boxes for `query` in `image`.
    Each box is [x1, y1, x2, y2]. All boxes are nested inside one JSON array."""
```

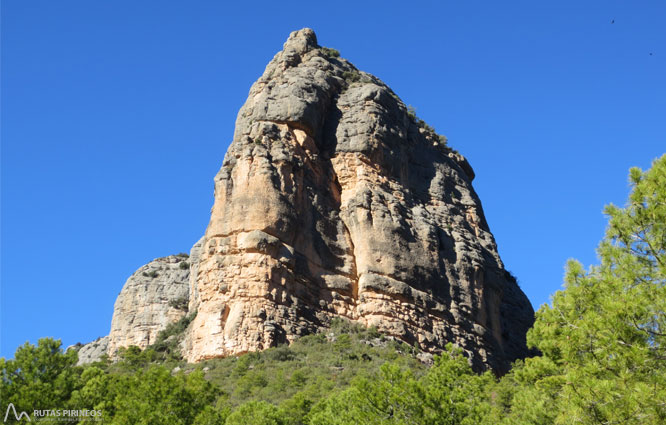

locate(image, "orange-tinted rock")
[[184, 28, 534, 372]]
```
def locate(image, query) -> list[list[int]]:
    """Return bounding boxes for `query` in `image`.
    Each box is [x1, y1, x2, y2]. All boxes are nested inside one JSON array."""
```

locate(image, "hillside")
[[3, 155, 664, 424]]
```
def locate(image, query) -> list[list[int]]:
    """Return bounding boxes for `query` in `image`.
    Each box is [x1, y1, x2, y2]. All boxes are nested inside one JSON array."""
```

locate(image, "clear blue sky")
[[1, 0, 664, 359]]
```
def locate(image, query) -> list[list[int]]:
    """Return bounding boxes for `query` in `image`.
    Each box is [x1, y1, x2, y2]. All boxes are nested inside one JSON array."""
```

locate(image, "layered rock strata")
[[184, 28, 534, 372]]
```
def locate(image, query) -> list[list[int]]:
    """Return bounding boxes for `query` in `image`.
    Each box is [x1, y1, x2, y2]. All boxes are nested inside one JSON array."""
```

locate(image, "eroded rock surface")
[[185, 28, 534, 372], [188, 237, 205, 312], [72, 336, 109, 365], [75, 238, 204, 363], [107, 255, 191, 357]]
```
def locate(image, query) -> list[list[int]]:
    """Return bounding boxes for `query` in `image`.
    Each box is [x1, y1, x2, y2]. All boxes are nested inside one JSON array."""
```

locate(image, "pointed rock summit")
[[179, 28, 534, 371], [77, 29, 533, 372]]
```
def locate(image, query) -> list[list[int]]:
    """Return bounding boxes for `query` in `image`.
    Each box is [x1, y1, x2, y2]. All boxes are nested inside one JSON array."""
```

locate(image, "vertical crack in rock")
[[343, 220, 359, 303]]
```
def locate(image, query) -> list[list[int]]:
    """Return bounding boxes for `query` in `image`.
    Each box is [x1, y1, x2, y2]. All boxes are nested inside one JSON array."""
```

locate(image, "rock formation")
[[106, 254, 191, 356], [188, 237, 205, 312], [182, 28, 534, 372], [71, 336, 108, 366], [76, 29, 533, 373], [76, 240, 203, 364]]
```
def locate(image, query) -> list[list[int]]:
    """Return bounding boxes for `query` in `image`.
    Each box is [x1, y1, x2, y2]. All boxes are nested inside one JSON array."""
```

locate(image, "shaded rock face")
[[185, 28, 534, 372], [188, 237, 205, 313], [107, 255, 191, 357]]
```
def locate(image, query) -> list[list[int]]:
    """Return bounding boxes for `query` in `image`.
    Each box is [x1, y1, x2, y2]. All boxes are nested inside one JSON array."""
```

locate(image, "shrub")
[[168, 296, 189, 311], [147, 310, 198, 362], [320, 47, 340, 58], [264, 345, 297, 362], [342, 70, 360, 83], [407, 105, 417, 121], [226, 401, 284, 425]]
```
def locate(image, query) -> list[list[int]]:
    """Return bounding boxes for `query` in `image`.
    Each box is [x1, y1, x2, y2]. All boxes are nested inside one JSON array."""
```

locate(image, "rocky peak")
[[77, 29, 533, 373], [75, 240, 204, 365], [106, 255, 191, 357], [185, 28, 534, 372], [282, 28, 318, 56]]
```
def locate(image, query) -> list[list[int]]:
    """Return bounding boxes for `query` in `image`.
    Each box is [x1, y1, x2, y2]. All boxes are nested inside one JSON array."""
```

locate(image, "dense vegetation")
[[2, 155, 664, 424]]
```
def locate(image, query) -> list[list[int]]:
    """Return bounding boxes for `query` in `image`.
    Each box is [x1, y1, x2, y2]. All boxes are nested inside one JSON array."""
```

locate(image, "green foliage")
[[109, 311, 198, 372], [340, 70, 373, 89], [226, 401, 285, 425], [342, 70, 361, 83], [113, 368, 218, 425], [194, 320, 425, 408], [142, 270, 159, 278], [420, 345, 493, 424], [193, 405, 230, 425], [406, 105, 417, 121], [278, 392, 313, 425], [75, 366, 219, 425], [68, 366, 115, 420], [150, 310, 198, 362], [169, 296, 189, 310], [405, 105, 447, 146], [115, 345, 157, 370], [2, 339, 220, 424], [308, 345, 492, 425], [493, 155, 666, 424], [0, 338, 81, 417], [179, 261, 190, 270], [308, 363, 422, 424], [320, 46, 340, 58]]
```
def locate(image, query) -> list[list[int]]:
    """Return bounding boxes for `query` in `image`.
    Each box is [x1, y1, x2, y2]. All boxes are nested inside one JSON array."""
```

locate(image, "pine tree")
[[497, 155, 666, 424]]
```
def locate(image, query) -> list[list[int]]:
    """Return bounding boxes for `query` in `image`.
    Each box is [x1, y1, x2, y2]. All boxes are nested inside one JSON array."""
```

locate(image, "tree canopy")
[[494, 154, 666, 424]]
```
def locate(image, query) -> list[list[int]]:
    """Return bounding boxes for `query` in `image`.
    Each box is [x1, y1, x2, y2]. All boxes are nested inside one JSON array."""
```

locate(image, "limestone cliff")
[[71, 336, 108, 366], [106, 255, 191, 356], [183, 28, 534, 372], [76, 241, 203, 364]]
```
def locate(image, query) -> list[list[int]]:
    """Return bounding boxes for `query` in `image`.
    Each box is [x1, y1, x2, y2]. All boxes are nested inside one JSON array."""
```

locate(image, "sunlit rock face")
[[77, 240, 204, 365], [107, 255, 191, 357], [183, 28, 534, 372]]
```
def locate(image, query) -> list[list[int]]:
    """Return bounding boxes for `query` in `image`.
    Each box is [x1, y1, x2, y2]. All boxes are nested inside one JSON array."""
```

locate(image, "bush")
[[264, 345, 297, 362], [146, 310, 198, 362], [407, 105, 417, 121], [168, 296, 189, 310], [342, 70, 360, 83], [226, 401, 284, 425], [320, 47, 340, 58]]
